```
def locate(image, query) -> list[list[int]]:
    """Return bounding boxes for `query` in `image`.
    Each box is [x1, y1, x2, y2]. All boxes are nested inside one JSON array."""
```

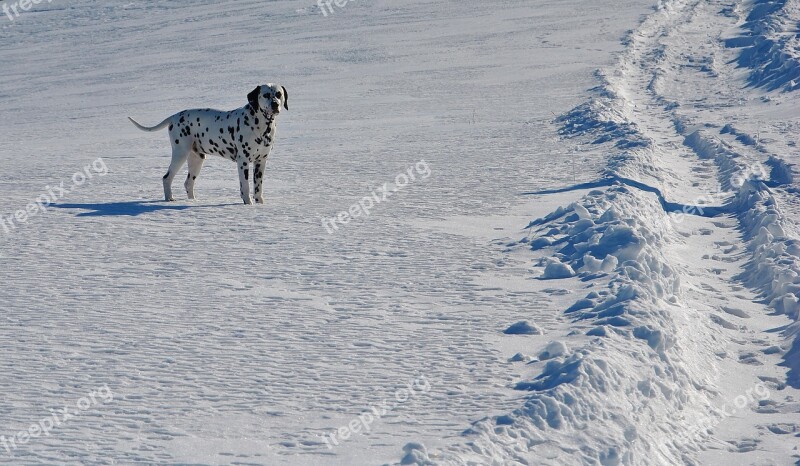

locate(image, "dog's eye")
[[263, 94, 269, 97], [276, 92, 282, 98]]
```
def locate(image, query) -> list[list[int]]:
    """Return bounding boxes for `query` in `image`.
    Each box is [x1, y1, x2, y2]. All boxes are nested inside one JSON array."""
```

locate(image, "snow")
[[503, 321, 543, 336], [728, 0, 800, 91], [2, 0, 800, 465], [541, 259, 576, 279]]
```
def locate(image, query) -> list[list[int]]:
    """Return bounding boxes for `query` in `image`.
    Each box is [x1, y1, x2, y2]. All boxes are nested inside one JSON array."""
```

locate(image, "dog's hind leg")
[[185, 152, 205, 200], [163, 144, 189, 202]]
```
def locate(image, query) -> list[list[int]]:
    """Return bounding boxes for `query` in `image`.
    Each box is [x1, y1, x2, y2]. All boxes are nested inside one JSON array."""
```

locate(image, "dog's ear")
[[281, 85, 289, 110], [247, 86, 261, 111]]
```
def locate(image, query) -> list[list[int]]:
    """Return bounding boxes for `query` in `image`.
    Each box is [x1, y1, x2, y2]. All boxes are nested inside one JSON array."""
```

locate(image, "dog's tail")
[[128, 116, 171, 132]]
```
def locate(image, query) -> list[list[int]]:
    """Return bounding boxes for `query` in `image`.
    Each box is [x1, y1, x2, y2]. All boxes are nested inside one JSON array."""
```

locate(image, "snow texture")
[[2, 0, 800, 465]]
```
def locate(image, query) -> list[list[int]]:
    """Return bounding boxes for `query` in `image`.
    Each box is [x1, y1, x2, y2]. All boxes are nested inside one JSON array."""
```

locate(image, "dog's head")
[[247, 83, 288, 116]]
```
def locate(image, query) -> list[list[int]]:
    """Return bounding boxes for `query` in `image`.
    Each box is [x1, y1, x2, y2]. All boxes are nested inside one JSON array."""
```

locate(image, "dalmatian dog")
[[128, 84, 288, 204]]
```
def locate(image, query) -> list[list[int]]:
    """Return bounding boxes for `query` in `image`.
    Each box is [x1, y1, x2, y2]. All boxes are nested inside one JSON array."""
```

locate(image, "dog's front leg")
[[237, 160, 253, 205], [253, 161, 265, 204]]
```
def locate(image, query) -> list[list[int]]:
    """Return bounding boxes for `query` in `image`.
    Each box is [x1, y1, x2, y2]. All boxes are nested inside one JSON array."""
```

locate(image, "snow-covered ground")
[[1, 0, 799, 464]]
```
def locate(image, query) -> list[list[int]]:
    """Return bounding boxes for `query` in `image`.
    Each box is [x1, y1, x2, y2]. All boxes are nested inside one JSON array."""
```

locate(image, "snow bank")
[[556, 81, 665, 190], [684, 129, 800, 387], [408, 83, 725, 462], [727, 0, 800, 91], [421, 182, 722, 465]]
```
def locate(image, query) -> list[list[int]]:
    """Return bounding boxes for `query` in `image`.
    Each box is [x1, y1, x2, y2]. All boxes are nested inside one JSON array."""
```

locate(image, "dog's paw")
[[254, 197, 265, 204], [165, 197, 176, 202]]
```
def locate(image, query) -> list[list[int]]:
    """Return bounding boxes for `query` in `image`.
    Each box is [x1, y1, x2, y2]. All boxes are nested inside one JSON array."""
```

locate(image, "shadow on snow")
[[521, 175, 729, 229], [52, 201, 238, 217]]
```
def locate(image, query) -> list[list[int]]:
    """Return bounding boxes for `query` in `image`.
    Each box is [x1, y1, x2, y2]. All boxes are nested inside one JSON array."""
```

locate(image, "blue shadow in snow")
[[52, 201, 237, 217], [782, 334, 800, 389], [522, 175, 730, 228]]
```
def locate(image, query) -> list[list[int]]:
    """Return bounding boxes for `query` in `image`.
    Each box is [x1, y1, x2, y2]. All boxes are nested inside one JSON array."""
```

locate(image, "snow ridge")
[[727, 0, 800, 91], [411, 184, 721, 465], [424, 130, 719, 464], [686, 128, 800, 387]]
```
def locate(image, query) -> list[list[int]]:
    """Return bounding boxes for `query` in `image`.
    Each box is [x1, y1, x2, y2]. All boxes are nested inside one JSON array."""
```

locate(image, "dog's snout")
[[272, 101, 281, 111]]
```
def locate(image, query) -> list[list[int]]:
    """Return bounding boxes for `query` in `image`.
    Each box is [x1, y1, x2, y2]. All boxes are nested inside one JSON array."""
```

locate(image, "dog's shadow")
[[52, 201, 237, 217]]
